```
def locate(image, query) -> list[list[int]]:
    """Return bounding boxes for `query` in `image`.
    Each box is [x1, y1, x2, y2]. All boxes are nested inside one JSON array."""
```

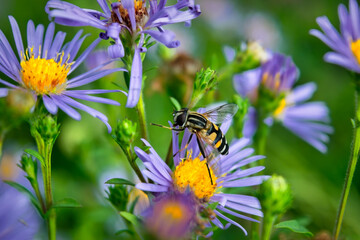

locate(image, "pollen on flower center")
[[174, 157, 217, 200], [20, 49, 71, 95], [274, 98, 287, 116], [351, 39, 360, 64]]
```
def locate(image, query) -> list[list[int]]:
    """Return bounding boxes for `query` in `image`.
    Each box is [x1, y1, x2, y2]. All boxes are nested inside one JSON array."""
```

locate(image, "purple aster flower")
[[46, 0, 201, 108], [142, 190, 198, 239], [233, 53, 333, 153], [310, 0, 360, 72], [0, 17, 126, 132], [135, 119, 268, 236]]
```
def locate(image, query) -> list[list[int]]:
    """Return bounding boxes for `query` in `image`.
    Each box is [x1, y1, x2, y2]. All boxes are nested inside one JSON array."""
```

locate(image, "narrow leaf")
[[170, 97, 182, 111], [24, 149, 45, 166], [105, 178, 135, 186], [120, 211, 139, 226], [275, 220, 313, 237], [4, 180, 44, 217]]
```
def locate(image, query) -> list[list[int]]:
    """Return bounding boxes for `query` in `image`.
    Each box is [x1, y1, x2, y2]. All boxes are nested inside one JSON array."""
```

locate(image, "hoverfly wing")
[[195, 132, 222, 177], [202, 103, 239, 125]]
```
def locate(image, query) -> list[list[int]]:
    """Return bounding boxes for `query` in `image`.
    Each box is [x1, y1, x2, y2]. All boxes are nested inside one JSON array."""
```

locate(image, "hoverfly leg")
[[196, 136, 214, 185], [150, 123, 184, 131], [173, 133, 194, 158]]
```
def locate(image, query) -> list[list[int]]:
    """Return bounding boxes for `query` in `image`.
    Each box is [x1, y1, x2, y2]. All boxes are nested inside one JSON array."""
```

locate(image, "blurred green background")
[[1, 0, 359, 239]]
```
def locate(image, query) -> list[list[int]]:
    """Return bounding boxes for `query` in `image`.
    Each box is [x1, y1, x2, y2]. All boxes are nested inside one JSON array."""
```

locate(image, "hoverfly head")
[[173, 108, 188, 127]]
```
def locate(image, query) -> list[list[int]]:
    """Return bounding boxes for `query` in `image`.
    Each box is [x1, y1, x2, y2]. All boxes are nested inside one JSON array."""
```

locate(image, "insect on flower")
[[151, 103, 239, 184]]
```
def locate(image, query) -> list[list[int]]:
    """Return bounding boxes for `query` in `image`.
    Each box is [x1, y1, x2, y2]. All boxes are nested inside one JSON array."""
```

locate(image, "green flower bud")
[[259, 175, 292, 217], [106, 185, 128, 212], [19, 153, 37, 186], [33, 115, 60, 143], [190, 68, 218, 108], [114, 119, 137, 149], [232, 95, 249, 138]]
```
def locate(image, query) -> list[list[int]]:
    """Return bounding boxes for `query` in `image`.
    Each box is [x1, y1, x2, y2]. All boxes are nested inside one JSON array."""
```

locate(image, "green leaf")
[[52, 198, 82, 208], [275, 220, 313, 237], [170, 97, 182, 111], [105, 178, 135, 186], [120, 211, 139, 226], [4, 180, 44, 217], [115, 229, 134, 236], [24, 149, 45, 167], [129, 196, 139, 214]]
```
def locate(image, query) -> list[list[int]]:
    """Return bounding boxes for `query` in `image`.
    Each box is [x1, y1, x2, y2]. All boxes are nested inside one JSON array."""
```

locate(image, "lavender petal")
[[126, 47, 142, 108]]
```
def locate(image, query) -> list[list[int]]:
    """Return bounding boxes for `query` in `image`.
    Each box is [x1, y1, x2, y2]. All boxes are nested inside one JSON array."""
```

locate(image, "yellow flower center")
[[274, 98, 287, 116], [20, 48, 71, 95], [351, 39, 360, 64], [174, 157, 217, 200], [162, 202, 184, 220]]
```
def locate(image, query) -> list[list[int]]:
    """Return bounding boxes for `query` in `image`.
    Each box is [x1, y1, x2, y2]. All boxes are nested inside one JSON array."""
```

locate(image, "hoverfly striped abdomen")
[[205, 122, 229, 155]]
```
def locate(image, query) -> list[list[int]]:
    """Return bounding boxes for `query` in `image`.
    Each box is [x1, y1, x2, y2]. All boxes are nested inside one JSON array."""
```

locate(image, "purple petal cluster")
[[233, 53, 298, 99], [46, 0, 201, 108], [0, 17, 126, 132], [234, 54, 333, 153], [310, 0, 360, 72], [135, 122, 268, 236]]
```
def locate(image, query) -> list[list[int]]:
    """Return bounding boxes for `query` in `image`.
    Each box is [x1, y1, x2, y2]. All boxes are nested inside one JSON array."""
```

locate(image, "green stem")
[[0, 131, 5, 161], [253, 115, 270, 162], [136, 93, 149, 141], [261, 213, 276, 240], [124, 148, 146, 183], [44, 141, 56, 240], [333, 89, 360, 240], [165, 140, 173, 169]]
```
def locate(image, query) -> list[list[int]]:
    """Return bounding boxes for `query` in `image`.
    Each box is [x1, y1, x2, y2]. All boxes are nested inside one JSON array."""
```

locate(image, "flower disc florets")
[[20, 48, 71, 95], [173, 157, 217, 200]]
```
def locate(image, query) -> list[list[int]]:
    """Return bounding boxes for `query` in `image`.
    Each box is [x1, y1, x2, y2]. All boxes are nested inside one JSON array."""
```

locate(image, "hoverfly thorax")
[[173, 108, 189, 128]]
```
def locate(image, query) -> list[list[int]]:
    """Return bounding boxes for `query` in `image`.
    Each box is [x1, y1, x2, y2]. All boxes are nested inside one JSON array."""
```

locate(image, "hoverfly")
[[151, 103, 239, 185]]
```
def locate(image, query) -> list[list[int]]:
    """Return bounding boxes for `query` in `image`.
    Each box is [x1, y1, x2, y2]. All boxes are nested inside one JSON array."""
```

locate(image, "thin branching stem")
[[333, 88, 360, 240]]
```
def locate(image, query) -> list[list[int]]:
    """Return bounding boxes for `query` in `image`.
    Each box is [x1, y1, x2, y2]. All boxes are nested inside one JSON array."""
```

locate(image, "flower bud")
[[259, 174, 292, 216], [33, 115, 60, 143], [114, 119, 137, 149], [190, 68, 218, 108], [233, 41, 269, 72], [106, 185, 128, 212], [19, 154, 37, 186]]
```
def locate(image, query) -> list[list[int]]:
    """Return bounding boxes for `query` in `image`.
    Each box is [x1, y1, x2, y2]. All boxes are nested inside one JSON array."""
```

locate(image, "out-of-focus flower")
[[0, 154, 40, 239], [224, 41, 270, 74], [234, 53, 333, 153], [135, 128, 268, 236], [310, 0, 360, 73], [46, 0, 201, 108], [142, 190, 198, 240], [0, 17, 126, 132]]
